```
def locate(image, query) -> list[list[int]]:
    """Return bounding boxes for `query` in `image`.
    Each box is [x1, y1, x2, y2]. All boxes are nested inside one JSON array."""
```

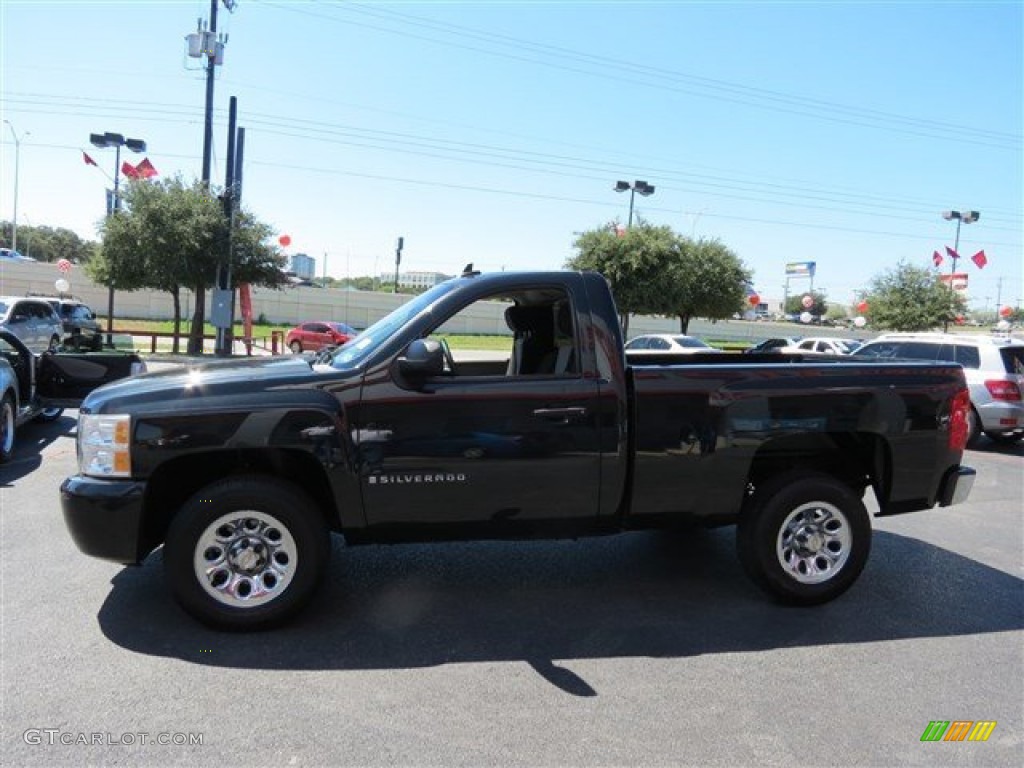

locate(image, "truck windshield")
[[323, 279, 459, 369]]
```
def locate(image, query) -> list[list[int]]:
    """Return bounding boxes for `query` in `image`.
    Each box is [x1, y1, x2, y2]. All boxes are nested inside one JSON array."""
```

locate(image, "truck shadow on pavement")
[[96, 527, 1023, 695], [0, 415, 76, 487]]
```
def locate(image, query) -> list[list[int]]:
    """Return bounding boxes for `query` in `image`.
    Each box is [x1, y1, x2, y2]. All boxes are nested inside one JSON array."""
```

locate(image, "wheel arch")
[[139, 448, 342, 555], [743, 431, 889, 515]]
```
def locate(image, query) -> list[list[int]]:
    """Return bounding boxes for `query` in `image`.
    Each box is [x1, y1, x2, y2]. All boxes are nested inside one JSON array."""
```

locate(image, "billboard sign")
[[939, 273, 969, 294], [785, 261, 816, 277]]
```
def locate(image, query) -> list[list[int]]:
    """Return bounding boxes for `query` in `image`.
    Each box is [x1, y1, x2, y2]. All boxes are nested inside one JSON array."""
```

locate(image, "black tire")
[[737, 472, 871, 605], [0, 395, 15, 464], [289, 340, 302, 354], [33, 406, 64, 423], [966, 406, 981, 448], [164, 477, 330, 630], [984, 430, 1024, 446]]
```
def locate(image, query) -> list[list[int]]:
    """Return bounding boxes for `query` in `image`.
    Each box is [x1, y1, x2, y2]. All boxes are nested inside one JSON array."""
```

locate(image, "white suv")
[[853, 332, 1024, 446], [0, 297, 64, 353]]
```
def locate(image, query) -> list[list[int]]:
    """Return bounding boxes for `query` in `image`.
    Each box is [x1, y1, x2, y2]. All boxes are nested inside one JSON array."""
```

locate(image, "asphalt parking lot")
[[1, 417, 1021, 767]]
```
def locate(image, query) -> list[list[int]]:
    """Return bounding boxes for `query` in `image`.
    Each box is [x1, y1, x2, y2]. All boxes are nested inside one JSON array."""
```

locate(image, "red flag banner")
[[121, 161, 141, 180], [971, 250, 988, 269], [945, 245, 959, 261], [932, 250, 943, 267], [135, 157, 158, 179], [83, 152, 98, 167]]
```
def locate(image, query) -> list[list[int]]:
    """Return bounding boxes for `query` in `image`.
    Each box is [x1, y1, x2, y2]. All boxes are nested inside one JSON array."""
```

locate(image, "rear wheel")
[[985, 430, 1023, 445], [0, 395, 15, 463], [965, 406, 981, 447], [737, 472, 871, 605], [164, 477, 330, 630], [289, 340, 302, 354]]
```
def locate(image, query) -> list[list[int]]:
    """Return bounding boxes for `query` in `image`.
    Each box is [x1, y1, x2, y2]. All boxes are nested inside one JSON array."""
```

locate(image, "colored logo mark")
[[920, 721, 997, 742]]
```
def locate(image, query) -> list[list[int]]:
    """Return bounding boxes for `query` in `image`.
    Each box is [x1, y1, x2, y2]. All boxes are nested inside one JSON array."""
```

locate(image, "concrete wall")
[[1, 259, 869, 344]]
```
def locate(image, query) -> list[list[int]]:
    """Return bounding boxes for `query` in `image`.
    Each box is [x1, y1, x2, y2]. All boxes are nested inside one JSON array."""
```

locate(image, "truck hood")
[[80, 355, 358, 413]]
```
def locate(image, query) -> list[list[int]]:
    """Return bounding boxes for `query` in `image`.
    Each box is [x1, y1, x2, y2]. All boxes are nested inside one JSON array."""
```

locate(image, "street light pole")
[[90, 131, 147, 346], [3, 120, 27, 253], [614, 180, 655, 228], [941, 209, 980, 332]]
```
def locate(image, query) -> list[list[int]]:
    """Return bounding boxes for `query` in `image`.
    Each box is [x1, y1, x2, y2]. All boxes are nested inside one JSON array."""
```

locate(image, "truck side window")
[[429, 289, 579, 378]]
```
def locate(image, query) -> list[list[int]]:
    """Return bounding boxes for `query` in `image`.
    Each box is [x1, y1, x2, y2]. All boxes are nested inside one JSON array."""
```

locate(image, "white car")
[[624, 333, 721, 354], [781, 337, 863, 355], [0, 296, 64, 353], [853, 332, 1024, 445]]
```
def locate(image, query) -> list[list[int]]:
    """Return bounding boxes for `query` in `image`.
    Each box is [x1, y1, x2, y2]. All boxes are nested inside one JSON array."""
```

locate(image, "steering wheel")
[[439, 338, 457, 375]]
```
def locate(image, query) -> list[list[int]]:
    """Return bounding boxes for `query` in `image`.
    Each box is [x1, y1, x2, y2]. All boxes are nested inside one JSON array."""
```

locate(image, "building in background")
[[289, 253, 316, 280], [383, 270, 454, 290]]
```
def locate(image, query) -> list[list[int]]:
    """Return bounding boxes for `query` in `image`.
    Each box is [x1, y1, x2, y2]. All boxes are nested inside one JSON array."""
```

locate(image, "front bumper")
[[937, 465, 976, 508], [60, 475, 148, 564]]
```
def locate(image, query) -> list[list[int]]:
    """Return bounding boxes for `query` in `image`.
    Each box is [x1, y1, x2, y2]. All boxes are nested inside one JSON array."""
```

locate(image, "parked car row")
[[0, 295, 104, 353]]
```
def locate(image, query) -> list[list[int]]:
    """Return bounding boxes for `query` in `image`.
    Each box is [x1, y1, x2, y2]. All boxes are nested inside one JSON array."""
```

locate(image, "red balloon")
[[278, 235, 292, 247], [955, 315, 965, 325], [748, 293, 761, 307], [856, 300, 869, 314], [801, 295, 814, 309], [1000, 305, 1013, 318]]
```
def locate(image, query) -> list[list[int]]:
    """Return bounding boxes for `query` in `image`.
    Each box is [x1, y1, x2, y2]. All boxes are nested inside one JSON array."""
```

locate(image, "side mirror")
[[398, 339, 444, 381]]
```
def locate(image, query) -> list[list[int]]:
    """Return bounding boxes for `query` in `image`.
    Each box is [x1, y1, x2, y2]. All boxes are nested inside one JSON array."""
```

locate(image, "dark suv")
[[43, 298, 103, 351]]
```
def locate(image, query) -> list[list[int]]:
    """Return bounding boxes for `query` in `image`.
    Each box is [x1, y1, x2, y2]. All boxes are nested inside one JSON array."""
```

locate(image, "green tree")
[[1, 221, 97, 264], [784, 291, 829, 318], [568, 220, 679, 334], [862, 262, 965, 331], [568, 221, 750, 334], [92, 176, 287, 353], [663, 237, 751, 333]]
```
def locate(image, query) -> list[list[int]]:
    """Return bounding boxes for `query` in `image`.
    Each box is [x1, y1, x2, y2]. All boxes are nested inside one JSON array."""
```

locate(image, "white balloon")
[[996, 320, 1011, 331], [55, 278, 70, 293], [853, 316, 867, 328], [800, 311, 813, 324]]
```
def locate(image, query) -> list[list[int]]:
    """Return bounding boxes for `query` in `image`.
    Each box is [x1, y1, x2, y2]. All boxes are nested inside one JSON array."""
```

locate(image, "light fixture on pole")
[[3, 120, 28, 253], [90, 131, 147, 346], [940, 209, 980, 332], [614, 180, 655, 228]]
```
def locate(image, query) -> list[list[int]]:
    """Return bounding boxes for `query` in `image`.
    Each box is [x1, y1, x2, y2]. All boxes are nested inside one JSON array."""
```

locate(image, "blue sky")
[[2, 0, 1021, 311]]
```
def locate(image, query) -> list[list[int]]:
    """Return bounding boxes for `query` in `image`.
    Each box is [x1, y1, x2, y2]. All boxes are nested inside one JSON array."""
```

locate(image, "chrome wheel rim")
[[1, 402, 13, 454], [193, 511, 298, 608], [776, 501, 852, 584]]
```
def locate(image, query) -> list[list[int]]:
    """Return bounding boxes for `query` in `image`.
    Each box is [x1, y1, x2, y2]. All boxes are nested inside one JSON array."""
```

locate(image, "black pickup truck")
[[61, 269, 975, 629]]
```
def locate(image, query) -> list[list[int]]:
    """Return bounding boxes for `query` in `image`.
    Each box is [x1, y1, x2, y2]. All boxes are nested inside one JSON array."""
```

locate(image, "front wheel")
[[164, 477, 330, 630], [0, 395, 15, 463], [737, 472, 871, 605], [289, 340, 302, 354]]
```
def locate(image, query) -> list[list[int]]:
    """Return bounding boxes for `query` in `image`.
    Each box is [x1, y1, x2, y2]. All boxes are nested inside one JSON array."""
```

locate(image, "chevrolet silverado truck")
[[61, 269, 975, 629]]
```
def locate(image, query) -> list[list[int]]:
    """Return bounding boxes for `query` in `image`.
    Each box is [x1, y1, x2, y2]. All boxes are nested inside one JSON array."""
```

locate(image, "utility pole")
[[184, 0, 235, 353], [393, 237, 404, 294]]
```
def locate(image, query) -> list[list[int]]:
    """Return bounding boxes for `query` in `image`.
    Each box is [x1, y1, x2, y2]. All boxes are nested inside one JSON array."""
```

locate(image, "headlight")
[[78, 414, 132, 478]]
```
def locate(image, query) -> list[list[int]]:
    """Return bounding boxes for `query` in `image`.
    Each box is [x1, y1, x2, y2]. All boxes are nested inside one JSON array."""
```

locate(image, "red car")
[[285, 321, 357, 353]]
